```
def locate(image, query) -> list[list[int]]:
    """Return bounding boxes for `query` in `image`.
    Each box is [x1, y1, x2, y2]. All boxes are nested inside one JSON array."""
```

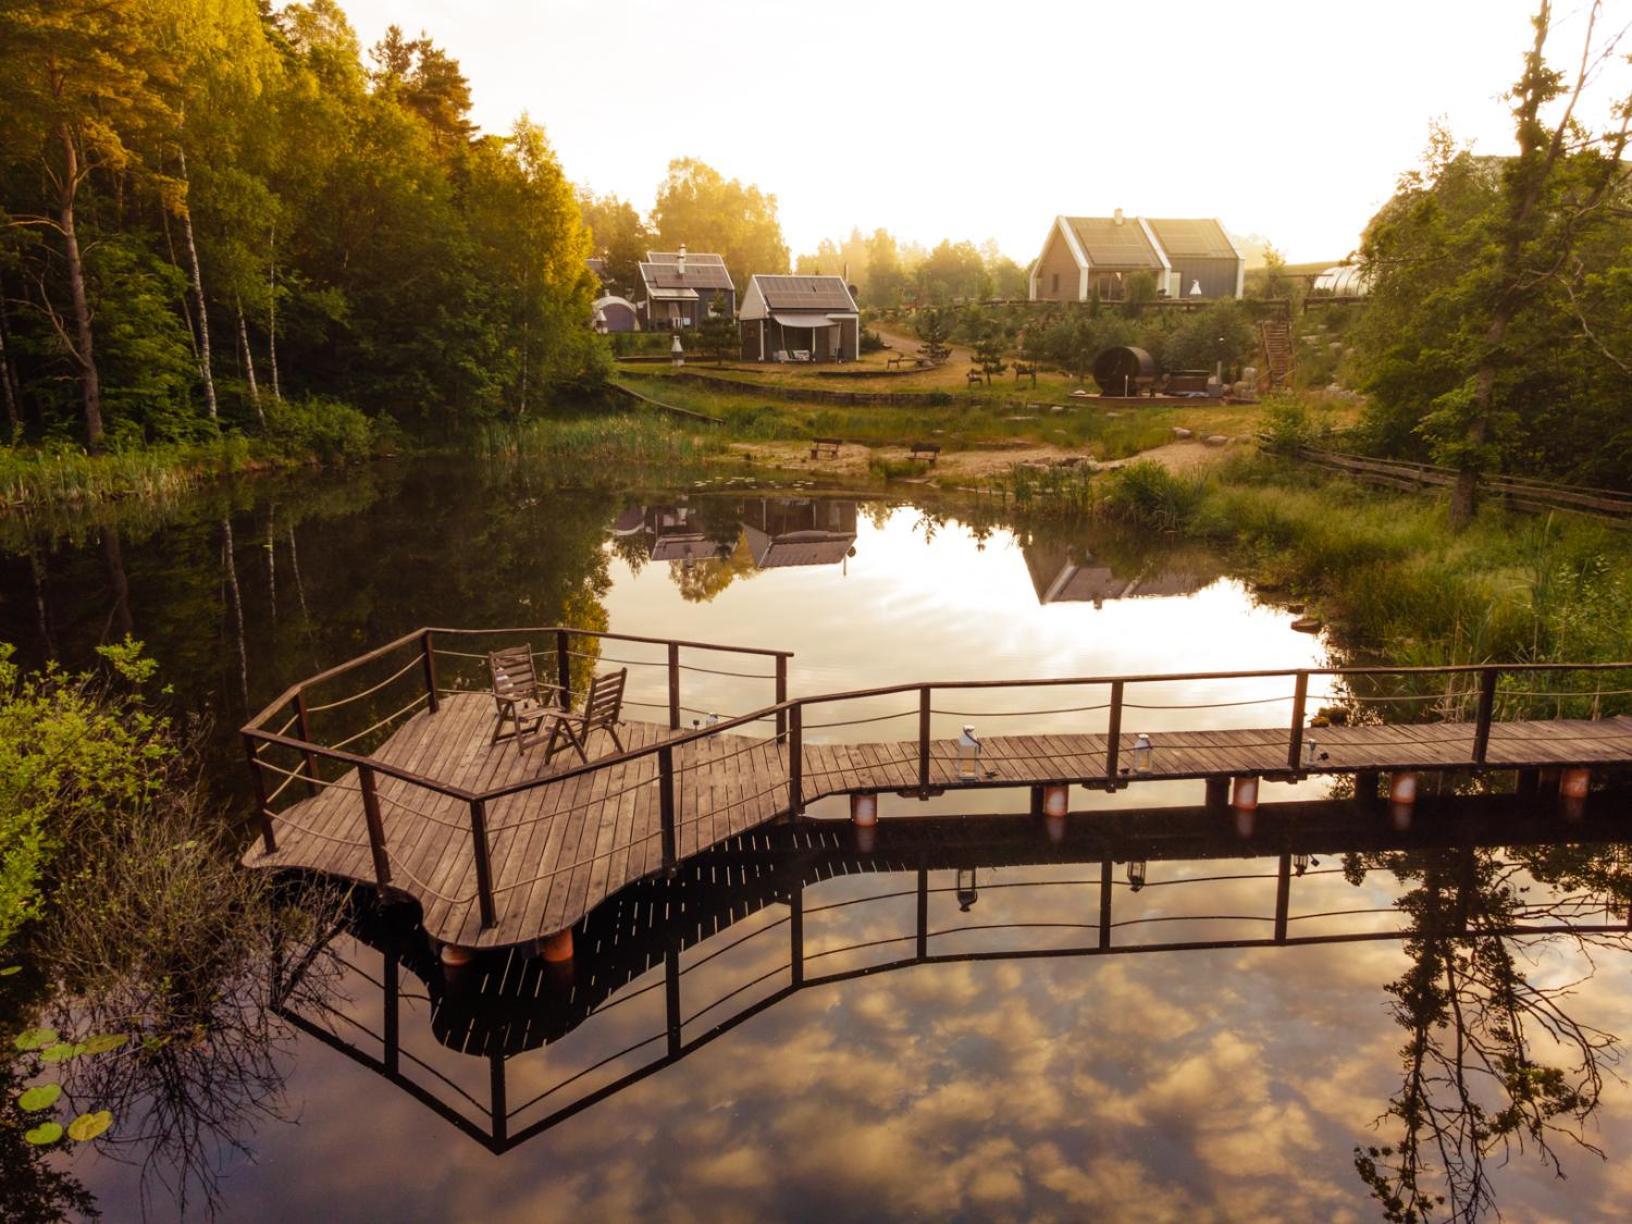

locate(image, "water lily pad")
[[40, 1042, 85, 1063], [17, 1083, 61, 1112], [67, 1111, 113, 1142], [80, 1034, 127, 1056], [13, 1027, 57, 1052], [24, 1122, 63, 1146], [0, 965, 21, 976]]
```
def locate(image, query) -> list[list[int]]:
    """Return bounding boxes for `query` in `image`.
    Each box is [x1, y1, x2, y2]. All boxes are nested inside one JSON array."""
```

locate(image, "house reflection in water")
[[1022, 540, 1212, 607], [613, 498, 858, 578]]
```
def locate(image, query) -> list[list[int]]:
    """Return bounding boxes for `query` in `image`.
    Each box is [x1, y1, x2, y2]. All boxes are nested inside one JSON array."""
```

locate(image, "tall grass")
[[0, 438, 256, 511], [473, 411, 726, 473]]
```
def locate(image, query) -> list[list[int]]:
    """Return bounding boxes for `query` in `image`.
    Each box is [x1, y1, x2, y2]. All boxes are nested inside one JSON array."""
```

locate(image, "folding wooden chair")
[[539, 668, 628, 765], [488, 645, 559, 749]]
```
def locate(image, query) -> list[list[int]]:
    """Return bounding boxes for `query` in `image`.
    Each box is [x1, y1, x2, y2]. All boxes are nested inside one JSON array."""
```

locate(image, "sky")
[[333, 0, 1628, 264]]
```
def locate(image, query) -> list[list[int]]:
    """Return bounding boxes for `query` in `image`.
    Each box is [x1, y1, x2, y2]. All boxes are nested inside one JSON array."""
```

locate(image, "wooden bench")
[[909, 442, 941, 464], [810, 437, 842, 459], [885, 354, 908, 370]]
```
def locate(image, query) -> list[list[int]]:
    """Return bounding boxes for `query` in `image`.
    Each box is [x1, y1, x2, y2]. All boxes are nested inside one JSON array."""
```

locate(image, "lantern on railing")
[[706, 713, 720, 727], [1293, 853, 1318, 877], [957, 724, 981, 780], [1126, 860, 1147, 892], [956, 868, 979, 912], [1302, 735, 1318, 767], [1131, 733, 1154, 775]]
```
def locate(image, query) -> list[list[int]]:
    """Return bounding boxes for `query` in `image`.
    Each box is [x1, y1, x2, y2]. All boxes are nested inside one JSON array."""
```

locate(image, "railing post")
[[1287, 670, 1309, 772], [659, 745, 677, 867], [358, 764, 392, 890], [915, 867, 928, 960], [243, 733, 277, 853], [918, 686, 932, 791], [555, 629, 571, 711], [667, 642, 681, 731], [468, 798, 496, 929], [420, 630, 440, 714], [787, 704, 802, 816], [293, 691, 320, 797], [1105, 681, 1124, 785], [790, 879, 805, 986], [775, 655, 788, 742], [1472, 666, 1499, 765]]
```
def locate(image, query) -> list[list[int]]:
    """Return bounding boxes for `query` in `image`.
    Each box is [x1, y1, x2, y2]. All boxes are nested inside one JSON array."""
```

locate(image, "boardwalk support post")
[[850, 793, 878, 827], [668, 643, 681, 731], [659, 745, 677, 868], [1274, 853, 1291, 942], [243, 734, 277, 853], [1105, 680, 1125, 787], [468, 798, 496, 929], [1560, 768, 1591, 799], [918, 686, 931, 793], [1287, 671, 1309, 772], [555, 629, 571, 711], [775, 656, 788, 742], [1098, 859, 1113, 949], [421, 630, 440, 714], [1231, 776, 1259, 811], [358, 764, 392, 890], [1388, 772, 1418, 806], [787, 704, 803, 816], [1204, 777, 1228, 809], [1472, 666, 1499, 765], [293, 691, 320, 797]]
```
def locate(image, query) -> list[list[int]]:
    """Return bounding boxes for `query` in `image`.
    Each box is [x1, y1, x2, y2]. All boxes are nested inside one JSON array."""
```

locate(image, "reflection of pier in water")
[[278, 792, 1632, 1153], [1022, 540, 1212, 606]]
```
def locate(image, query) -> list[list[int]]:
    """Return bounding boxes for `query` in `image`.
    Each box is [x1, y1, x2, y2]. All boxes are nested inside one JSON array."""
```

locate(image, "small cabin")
[[637, 247, 736, 331], [738, 275, 860, 362], [1029, 212, 1245, 302]]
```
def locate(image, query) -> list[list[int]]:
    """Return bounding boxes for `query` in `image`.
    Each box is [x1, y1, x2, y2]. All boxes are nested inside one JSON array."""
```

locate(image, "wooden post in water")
[[468, 798, 496, 929], [243, 733, 277, 853], [775, 656, 788, 742], [667, 643, 681, 730], [293, 691, 320, 797], [790, 879, 805, 986], [1098, 859, 1113, 949], [659, 745, 677, 867], [555, 629, 571, 711], [420, 630, 440, 714], [664, 945, 682, 1056], [358, 764, 392, 890], [1105, 681, 1124, 786], [918, 686, 932, 791], [1472, 666, 1499, 765], [1274, 852, 1291, 942], [787, 704, 802, 816], [489, 1052, 507, 1147], [915, 868, 928, 959], [1287, 671, 1309, 772]]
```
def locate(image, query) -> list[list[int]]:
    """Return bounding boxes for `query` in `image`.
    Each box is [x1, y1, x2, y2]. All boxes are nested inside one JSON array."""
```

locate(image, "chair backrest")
[[489, 646, 540, 703], [582, 668, 626, 730]]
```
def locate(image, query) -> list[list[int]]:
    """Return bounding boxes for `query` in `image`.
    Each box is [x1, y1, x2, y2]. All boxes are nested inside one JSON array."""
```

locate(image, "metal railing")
[[243, 630, 1632, 933]]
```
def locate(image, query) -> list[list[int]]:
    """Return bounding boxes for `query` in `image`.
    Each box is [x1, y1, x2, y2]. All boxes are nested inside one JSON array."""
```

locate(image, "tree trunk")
[[177, 147, 218, 427], [237, 295, 264, 426], [222, 517, 249, 708], [0, 281, 21, 441], [101, 524, 134, 642], [267, 223, 281, 400], [58, 124, 104, 455]]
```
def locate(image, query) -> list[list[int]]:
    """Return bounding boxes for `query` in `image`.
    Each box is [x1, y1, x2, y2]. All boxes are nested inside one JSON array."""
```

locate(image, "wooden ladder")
[[1257, 318, 1293, 390]]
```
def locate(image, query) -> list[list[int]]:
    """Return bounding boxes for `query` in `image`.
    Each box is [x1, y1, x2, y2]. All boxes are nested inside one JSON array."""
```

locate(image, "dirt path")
[[730, 435, 1237, 483]]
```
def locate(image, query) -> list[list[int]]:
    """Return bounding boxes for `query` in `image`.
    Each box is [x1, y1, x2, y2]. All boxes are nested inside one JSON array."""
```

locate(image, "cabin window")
[[1051, 272, 1059, 294]]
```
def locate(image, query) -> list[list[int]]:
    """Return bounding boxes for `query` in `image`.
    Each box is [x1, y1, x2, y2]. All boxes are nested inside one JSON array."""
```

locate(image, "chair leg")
[[606, 724, 625, 753]]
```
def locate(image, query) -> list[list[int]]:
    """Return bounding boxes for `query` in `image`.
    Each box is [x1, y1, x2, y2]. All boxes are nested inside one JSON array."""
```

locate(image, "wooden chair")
[[539, 669, 628, 765], [489, 645, 560, 749]]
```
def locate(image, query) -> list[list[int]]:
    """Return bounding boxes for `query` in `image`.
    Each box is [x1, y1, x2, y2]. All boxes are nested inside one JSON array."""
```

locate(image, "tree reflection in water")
[[1352, 844, 1632, 1222]]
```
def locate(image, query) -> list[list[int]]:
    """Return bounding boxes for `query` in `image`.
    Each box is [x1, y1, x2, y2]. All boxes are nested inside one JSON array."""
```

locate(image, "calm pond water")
[[3, 456, 1630, 1221]]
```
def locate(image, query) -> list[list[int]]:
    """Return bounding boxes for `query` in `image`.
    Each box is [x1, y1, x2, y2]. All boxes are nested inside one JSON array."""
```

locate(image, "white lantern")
[[1126, 860, 1147, 892], [1302, 735, 1318, 767], [957, 725, 981, 780], [670, 333, 685, 366], [956, 868, 978, 912], [1131, 733, 1154, 775]]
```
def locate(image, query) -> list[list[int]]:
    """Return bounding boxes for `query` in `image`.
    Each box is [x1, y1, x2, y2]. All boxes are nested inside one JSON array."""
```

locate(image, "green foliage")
[[650, 158, 789, 294], [16, 1083, 60, 1111], [1099, 461, 1205, 530], [0, 639, 170, 951], [261, 395, 376, 462], [914, 308, 954, 365]]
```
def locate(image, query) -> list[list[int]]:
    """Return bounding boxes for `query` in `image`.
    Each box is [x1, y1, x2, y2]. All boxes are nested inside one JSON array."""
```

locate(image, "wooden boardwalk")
[[245, 686, 1632, 951]]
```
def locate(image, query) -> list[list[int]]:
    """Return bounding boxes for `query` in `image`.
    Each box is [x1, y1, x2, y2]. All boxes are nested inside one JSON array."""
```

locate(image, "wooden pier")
[[242, 627, 1632, 952]]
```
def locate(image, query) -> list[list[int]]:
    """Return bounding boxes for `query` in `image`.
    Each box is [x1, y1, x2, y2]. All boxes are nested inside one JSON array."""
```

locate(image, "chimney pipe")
[[677, 243, 687, 277]]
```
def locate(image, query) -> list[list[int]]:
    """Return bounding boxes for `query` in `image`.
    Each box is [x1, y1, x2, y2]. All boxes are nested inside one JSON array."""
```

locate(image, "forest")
[[0, 0, 606, 457]]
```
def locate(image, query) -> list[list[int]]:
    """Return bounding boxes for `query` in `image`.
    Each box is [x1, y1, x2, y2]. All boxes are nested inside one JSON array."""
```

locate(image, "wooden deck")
[[245, 688, 1632, 950]]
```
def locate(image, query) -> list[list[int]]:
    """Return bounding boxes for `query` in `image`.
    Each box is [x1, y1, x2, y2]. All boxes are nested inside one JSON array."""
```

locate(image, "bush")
[[1100, 460, 1205, 530], [859, 327, 886, 354], [262, 395, 376, 463], [1260, 397, 1318, 453]]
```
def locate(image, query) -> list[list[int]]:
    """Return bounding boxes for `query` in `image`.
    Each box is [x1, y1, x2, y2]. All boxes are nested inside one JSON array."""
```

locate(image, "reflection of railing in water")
[[242, 623, 1632, 946], [276, 793, 1632, 1153]]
